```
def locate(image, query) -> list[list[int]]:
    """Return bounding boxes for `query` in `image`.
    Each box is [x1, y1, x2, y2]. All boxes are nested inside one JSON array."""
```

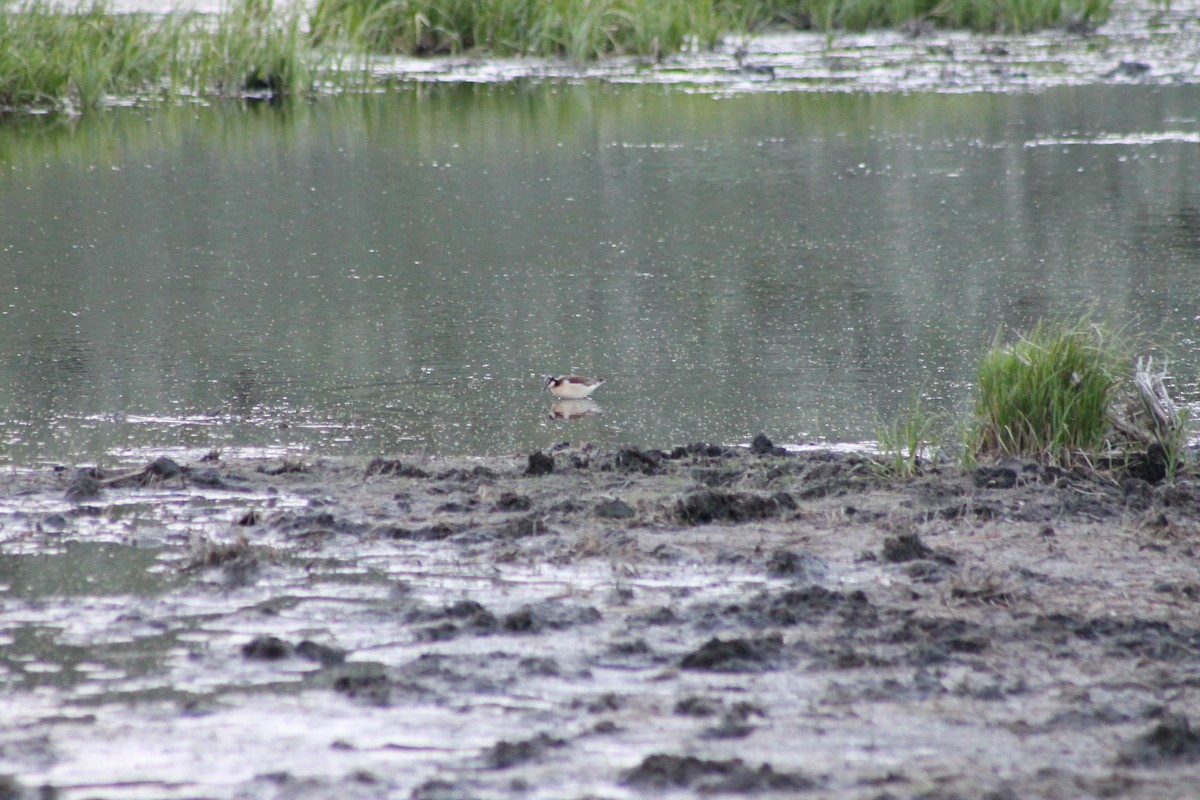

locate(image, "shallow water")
[[3, 81, 1200, 462]]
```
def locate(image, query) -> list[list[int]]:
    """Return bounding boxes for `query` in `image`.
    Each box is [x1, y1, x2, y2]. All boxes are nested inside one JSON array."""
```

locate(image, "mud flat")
[[2, 440, 1200, 798]]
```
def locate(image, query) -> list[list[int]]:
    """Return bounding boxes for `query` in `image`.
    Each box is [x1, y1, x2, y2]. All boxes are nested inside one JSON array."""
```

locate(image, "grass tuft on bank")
[[874, 317, 1191, 480], [967, 318, 1190, 476], [970, 319, 1127, 467]]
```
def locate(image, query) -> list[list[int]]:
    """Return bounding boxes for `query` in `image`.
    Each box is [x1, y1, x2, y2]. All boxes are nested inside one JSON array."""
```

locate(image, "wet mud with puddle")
[[2, 440, 1200, 798]]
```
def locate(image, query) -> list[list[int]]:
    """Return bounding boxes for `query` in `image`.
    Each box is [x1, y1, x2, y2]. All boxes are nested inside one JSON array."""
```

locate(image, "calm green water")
[[2, 84, 1200, 463]]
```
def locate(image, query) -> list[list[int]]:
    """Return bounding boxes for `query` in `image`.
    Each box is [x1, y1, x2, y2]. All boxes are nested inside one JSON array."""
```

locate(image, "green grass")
[[962, 316, 1197, 475], [0, 0, 346, 112], [310, 0, 1114, 58], [876, 318, 1191, 480], [970, 319, 1128, 467], [1, 0, 1116, 113], [874, 392, 943, 478], [798, 0, 1109, 32], [309, 0, 756, 60]]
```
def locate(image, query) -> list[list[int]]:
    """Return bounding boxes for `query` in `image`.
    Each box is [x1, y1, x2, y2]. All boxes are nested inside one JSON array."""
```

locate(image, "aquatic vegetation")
[[0, 1, 165, 110], [190, 0, 329, 100], [309, 0, 751, 59], [0, 0, 346, 112], [0, 0, 1115, 112], [968, 318, 1189, 474], [798, 0, 1110, 32], [310, 0, 1113, 59]]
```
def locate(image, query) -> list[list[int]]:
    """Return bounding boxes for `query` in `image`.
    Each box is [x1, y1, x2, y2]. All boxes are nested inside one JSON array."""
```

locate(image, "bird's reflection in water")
[[549, 399, 601, 420]]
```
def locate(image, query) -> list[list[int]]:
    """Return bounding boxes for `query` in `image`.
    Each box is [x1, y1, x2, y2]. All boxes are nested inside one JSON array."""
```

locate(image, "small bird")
[[543, 375, 606, 399], [733, 47, 776, 79]]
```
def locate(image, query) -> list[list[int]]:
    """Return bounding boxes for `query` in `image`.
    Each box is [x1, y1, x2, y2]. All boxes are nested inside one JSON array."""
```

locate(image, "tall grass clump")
[[192, 0, 327, 98], [970, 319, 1127, 467], [0, 0, 345, 113], [0, 1, 173, 110], [310, 0, 760, 59]]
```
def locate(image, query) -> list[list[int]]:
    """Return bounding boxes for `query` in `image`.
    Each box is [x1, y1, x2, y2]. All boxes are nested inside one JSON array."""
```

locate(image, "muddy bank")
[[2, 441, 1200, 798], [372, 0, 1200, 94]]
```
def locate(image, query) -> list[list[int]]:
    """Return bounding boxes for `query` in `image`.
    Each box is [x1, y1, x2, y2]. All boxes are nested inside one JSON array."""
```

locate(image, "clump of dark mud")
[[611, 447, 665, 474], [674, 489, 795, 525], [1118, 713, 1200, 765], [680, 634, 785, 671], [622, 753, 817, 792], [365, 458, 429, 478], [524, 451, 555, 476], [483, 733, 567, 769], [765, 548, 828, 579]]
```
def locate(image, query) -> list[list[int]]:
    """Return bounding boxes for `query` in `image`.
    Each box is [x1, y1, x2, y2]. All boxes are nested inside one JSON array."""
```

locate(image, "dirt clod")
[[242, 636, 293, 660], [483, 733, 566, 769], [622, 754, 815, 792], [1119, 712, 1200, 765], [882, 532, 934, 562], [680, 634, 784, 672], [524, 451, 554, 476], [675, 490, 793, 525], [64, 468, 101, 501]]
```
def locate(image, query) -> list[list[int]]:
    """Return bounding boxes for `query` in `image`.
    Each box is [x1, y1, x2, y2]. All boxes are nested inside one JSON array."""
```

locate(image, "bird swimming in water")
[[543, 375, 606, 399]]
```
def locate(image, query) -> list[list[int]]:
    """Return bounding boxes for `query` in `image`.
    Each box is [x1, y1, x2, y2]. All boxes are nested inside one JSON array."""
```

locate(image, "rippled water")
[[2, 83, 1200, 463]]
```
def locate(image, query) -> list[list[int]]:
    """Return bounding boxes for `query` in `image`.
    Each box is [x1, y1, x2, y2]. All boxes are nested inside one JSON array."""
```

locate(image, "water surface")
[[3, 84, 1200, 462]]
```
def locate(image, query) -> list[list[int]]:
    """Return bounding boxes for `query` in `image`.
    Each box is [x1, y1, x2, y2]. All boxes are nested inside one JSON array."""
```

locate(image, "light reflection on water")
[[2, 84, 1200, 463]]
